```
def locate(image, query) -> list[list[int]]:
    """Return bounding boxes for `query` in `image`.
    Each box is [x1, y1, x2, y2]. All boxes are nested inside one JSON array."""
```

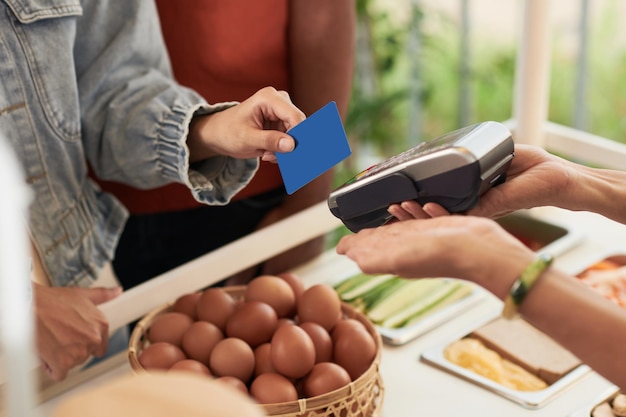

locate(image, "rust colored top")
[[95, 0, 289, 213]]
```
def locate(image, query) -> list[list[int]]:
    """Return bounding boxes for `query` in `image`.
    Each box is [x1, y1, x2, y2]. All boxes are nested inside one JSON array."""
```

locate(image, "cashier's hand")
[[336, 215, 535, 299], [388, 144, 578, 221], [466, 144, 578, 219], [186, 87, 306, 164], [33, 283, 122, 381]]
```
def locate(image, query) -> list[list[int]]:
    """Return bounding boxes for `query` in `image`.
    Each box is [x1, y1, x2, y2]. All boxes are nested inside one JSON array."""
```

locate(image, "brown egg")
[[147, 312, 194, 347], [196, 288, 237, 332], [297, 284, 342, 332], [181, 321, 224, 366], [277, 318, 296, 327], [270, 325, 315, 379], [244, 275, 296, 318], [209, 337, 255, 384], [330, 318, 354, 344], [172, 292, 202, 319], [226, 301, 277, 347], [302, 362, 351, 397], [169, 359, 212, 377], [253, 343, 276, 376], [214, 375, 249, 397], [299, 322, 333, 363], [277, 272, 305, 304], [249, 372, 298, 404], [138, 342, 186, 371], [332, 319, 376, 380], [147, 312, 193, 347]]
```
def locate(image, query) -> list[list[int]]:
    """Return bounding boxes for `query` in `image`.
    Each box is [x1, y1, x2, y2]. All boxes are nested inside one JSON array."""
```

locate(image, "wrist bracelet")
[[502, 253, 554, 319]]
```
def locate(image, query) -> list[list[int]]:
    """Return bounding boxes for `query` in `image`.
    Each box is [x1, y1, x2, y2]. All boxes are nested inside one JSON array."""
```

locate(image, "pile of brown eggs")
[[136, 273, 378, 405]]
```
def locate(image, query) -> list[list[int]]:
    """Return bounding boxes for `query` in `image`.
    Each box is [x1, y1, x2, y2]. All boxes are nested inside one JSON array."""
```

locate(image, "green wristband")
[[502, 253, 554, 319]]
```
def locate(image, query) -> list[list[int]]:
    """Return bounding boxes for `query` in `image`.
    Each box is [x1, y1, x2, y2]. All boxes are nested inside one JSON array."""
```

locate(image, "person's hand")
[[336, 216, 535, 299], [388, 144, 578, 221], [187, 87, 306, 163], [388, 200, 449, 221], [33, 283, 122, 381], [464, 144, 577, 218]]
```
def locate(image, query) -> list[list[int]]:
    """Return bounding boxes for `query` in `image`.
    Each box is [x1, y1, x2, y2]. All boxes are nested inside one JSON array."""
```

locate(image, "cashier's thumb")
[[85, 286, 123, 305]]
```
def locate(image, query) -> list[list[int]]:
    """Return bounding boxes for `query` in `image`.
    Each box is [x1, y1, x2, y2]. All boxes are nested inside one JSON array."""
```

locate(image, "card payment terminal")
[[327, 121, 515, 232]]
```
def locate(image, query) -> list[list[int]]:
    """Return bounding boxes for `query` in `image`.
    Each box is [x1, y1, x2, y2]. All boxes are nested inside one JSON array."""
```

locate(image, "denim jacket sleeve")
[[75, 0, 257, 205]]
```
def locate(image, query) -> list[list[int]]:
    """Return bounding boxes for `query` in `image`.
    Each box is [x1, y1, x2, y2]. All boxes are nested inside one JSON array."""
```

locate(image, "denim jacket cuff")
[[158, 101, 259, 206]]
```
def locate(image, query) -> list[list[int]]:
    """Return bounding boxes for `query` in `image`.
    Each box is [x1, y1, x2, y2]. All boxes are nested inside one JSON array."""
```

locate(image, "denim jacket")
[[0, 0, 258, 287]]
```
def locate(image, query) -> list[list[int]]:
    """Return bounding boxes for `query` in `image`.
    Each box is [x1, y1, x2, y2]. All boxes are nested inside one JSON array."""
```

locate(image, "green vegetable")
[[380, 280, 472, 328], [401, 283, 473, 328], [358, 277, 409, 311], [336, 274, 395, 301], [366, 278, 444, 323], [333, 272, 375, 295]]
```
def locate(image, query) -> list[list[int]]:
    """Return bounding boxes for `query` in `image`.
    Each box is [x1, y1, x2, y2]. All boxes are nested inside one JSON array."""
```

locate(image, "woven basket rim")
[[128, 285, 384, 416]]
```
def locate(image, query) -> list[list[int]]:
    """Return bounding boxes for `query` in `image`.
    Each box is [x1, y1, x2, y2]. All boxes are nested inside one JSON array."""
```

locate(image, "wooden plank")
[[99, 200, 342, 332]]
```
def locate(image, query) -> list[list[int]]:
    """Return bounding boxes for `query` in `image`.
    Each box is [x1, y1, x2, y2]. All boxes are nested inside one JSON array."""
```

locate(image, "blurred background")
[[330, 0, 626, 242], [342, 0, 625, 165]]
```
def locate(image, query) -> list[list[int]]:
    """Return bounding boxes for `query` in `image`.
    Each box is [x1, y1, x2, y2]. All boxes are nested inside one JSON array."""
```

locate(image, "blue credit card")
[[276, 101, 352, 194]]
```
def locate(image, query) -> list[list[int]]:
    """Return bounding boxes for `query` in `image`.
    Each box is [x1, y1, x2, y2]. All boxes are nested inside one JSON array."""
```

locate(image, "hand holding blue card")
[[276, 101, 352, 194]]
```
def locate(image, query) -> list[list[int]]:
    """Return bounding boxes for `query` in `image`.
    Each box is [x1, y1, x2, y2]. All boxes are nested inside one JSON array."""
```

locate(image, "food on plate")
[[132, 273, 379, 407], [470, 317, 581, 384], [443, 317, 582, 391], [614, 393, 626, 416], [593, 402, 617, 417], [334, 273, 474, 328], [577, 257, 626, 308], [592, 393, 626, 417], [444, 337, 548, 391]]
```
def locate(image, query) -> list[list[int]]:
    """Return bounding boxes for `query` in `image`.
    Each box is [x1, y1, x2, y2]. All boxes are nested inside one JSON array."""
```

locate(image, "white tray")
[[569, 386, 621, 416], [375, 283, 487, 345], [420, 314, 592, 409], [496, 210, 583, 257]]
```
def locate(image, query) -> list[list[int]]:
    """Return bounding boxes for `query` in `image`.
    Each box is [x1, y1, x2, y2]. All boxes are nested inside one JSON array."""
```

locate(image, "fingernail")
[[279, 137, 294, 152]]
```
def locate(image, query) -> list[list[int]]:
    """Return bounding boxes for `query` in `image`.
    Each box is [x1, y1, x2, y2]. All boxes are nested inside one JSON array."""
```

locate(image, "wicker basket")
[[128, 286, 384, 417]]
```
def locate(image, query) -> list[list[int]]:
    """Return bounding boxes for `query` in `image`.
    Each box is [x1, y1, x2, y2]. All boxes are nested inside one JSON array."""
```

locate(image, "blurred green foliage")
[[343, 0, 626, 164], [327, 0, 626, 248]]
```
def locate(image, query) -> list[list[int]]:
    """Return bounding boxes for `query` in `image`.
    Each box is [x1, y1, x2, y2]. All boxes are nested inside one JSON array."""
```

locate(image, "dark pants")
[[112, 187, 286, 290]]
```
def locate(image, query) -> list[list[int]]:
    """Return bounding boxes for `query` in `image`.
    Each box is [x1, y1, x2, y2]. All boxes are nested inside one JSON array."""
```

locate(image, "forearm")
[[288, 0, 356, 118], [519, 269, 626, 390], [285, 171, 335, 209], [569, 164, 626, 224]]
